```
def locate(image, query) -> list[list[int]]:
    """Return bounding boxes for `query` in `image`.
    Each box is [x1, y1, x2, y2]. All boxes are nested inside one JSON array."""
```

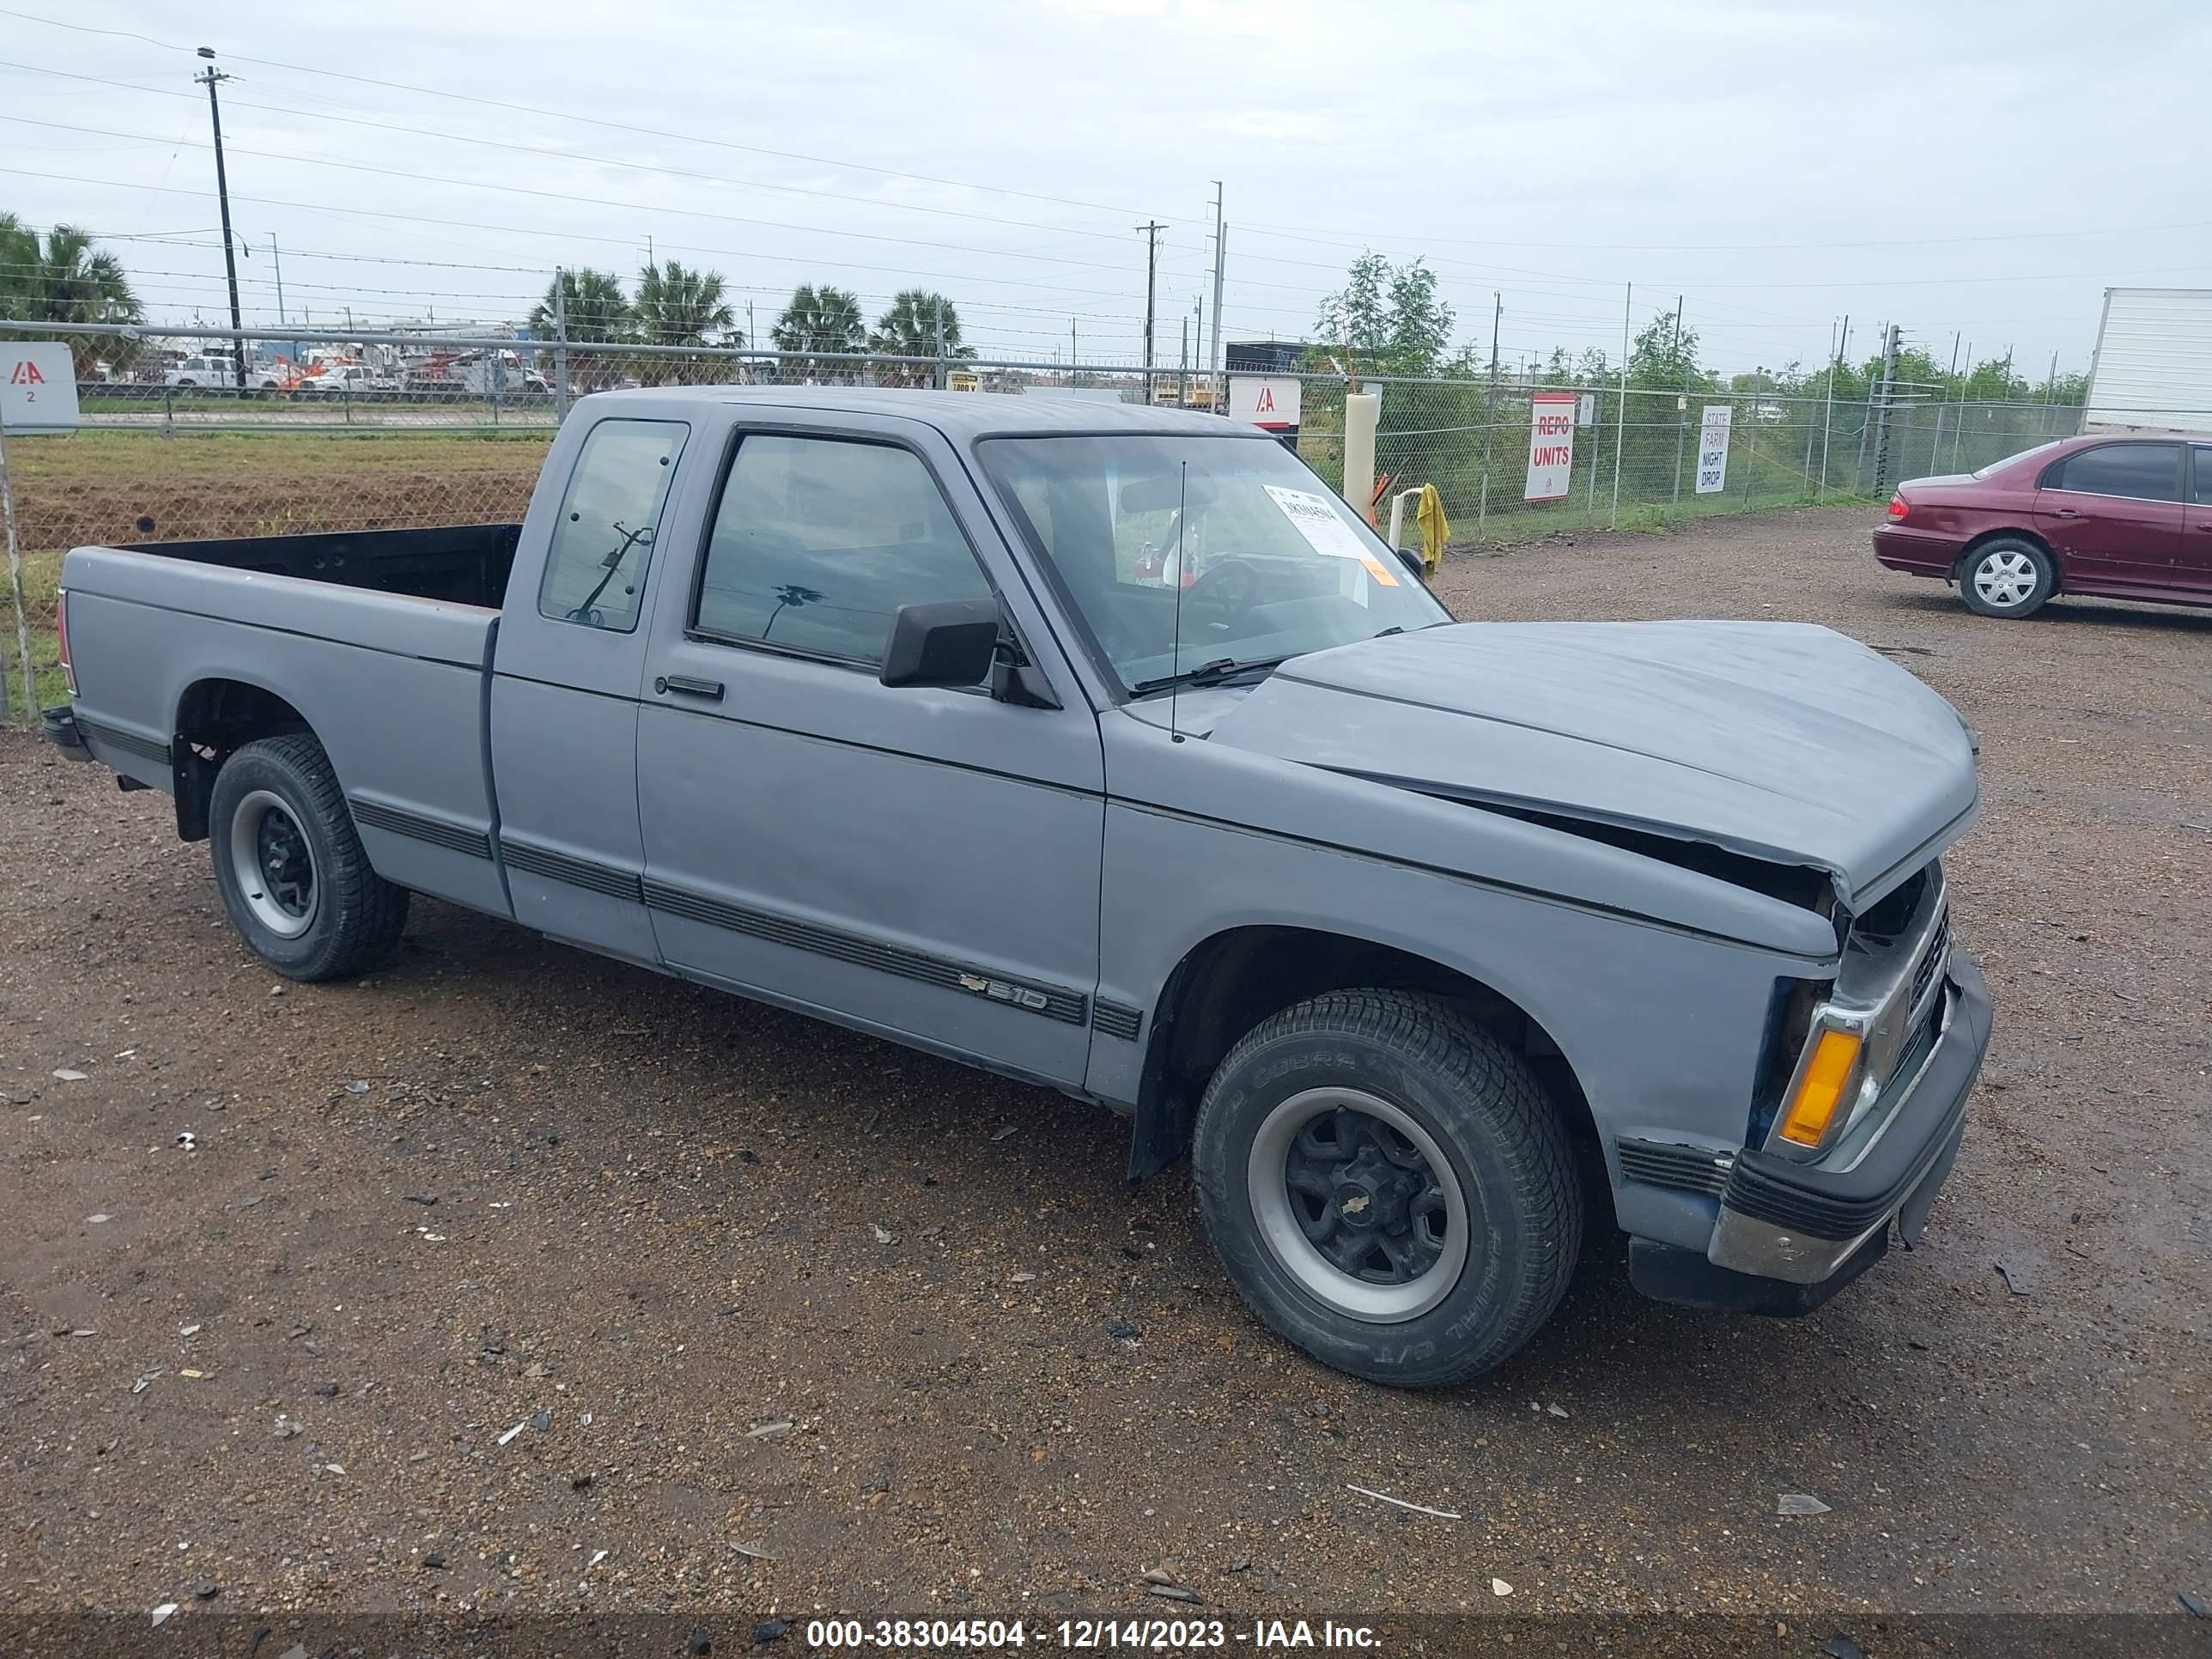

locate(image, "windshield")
[[980, 434, 1451, 695]]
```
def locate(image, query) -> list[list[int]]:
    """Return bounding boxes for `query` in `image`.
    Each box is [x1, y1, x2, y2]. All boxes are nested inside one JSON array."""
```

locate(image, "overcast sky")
[[3, 0, 2208, 378]]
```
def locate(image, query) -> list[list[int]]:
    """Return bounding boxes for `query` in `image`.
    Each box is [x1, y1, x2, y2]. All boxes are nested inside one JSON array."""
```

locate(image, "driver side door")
[[635, 412, 1108, 1086]]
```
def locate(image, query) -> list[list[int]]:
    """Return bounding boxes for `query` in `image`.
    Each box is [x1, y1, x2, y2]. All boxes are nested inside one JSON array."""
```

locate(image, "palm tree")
[[528, 266, 632, 392], [770, 283, 866, 382], [631, 260, 736, 386], [0, 214, 143, 374], [869, 289, 974, 386], [529, 268, 630, 343]]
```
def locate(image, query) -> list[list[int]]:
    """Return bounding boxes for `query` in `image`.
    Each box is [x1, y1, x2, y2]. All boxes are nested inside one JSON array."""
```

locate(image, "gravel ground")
[[2, 505, 2207, 1636]]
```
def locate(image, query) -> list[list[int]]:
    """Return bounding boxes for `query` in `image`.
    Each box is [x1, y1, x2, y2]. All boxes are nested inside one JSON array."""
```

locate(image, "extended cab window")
[[692, 434, 992, 665], [2045, 443, 2181, 502], [538, 418, 689, 631]]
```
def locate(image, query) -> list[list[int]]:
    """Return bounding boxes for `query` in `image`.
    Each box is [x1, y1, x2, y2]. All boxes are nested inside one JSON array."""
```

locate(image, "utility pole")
[[1482, 291, 1502, 530], [268, 235, 295, 367], [933, 293, 947, 390], [1070, 317, 1078, 387], [1818, 313, 1846, 499], [1872, 323, 1901, 495], [1137, 221, 1163, 390], [194, 48, 248, 392], [1208, 181, 1225, 406]]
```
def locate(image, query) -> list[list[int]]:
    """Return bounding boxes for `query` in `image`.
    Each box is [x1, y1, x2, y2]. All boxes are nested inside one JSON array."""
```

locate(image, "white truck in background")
[[2082, 287, 2212, 436]]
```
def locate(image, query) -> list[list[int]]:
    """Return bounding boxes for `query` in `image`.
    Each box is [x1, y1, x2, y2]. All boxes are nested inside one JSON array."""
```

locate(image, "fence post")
[[1586, 387, 1600, 525], [0, 399, 34, 724], [1611, 283, 1630, 529]]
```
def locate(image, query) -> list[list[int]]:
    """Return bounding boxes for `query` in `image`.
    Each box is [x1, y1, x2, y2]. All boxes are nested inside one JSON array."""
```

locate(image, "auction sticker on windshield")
[[1262, 484, 1399, 586]]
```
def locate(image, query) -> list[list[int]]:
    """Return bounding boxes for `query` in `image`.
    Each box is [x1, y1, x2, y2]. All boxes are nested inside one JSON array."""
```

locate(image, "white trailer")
[[2082, 287, 2212, 436]]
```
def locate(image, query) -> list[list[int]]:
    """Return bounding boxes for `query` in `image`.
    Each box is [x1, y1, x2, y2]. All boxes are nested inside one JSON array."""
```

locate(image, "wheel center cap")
[[1333, 1144, 1418, 1231], [1332, 1178, 1382, 1230]]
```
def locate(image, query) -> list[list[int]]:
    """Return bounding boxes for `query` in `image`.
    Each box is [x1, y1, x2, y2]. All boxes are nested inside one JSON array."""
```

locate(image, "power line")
[[0, 114, 1190, 279], [0, 58, 1180, 248], [0, 9, 1178, 223]]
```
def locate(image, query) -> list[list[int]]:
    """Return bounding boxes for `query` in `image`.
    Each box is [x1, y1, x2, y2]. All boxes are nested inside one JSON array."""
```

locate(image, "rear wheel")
[[1192, 989, 1583, 1388], [209, 734, 409, 981], [1960, 537, 2055, 618]]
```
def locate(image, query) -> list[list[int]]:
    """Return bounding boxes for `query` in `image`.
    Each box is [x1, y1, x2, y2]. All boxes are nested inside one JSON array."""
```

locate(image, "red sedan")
[[1872, 434, 2212, 617]]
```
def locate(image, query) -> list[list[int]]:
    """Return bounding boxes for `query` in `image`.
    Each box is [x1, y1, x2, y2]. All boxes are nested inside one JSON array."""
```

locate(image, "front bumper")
[[1630, 951, 1992, 1314]]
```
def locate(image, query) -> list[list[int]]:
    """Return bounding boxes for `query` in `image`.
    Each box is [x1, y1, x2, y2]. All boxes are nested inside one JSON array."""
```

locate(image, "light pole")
[[194, 47, 248, 392], [242, 233, 294, 368]]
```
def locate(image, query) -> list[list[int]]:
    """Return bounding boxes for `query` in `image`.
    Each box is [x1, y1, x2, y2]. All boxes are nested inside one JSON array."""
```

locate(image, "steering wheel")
[[1188, 557, 1261, 625]]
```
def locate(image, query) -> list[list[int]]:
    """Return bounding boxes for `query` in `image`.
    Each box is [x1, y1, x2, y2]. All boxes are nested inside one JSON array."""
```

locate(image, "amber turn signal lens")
[[1778, 1029, 1863, 1147]]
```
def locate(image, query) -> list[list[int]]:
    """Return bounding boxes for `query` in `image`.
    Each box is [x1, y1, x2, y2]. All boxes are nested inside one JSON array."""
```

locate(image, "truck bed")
[[108, 523, 522, 609], [60, 526, 520, 923]]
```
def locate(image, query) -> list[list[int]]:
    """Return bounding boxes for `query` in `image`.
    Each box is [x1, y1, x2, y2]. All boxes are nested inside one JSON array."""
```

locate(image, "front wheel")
[[1960, 537, 2055, 618], [1192, 989, 1583, 1388], [209, 733, 410, 981]]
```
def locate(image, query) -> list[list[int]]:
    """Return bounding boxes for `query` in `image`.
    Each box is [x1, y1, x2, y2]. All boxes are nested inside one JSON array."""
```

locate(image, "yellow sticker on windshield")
[[1262, 484, 1400, 586]]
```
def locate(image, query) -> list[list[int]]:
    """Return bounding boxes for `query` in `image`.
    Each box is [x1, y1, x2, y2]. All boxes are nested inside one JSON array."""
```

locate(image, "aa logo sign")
[[1228, 374, 1302, 432], [1, 343, 81, 432]]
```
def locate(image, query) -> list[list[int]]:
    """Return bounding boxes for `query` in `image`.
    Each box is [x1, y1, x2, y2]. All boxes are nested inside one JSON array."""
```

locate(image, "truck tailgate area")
[[62, 545, 511, 920]]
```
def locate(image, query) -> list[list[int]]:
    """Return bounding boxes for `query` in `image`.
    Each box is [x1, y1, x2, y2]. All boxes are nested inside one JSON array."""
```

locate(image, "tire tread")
[[1193, 988, 1582, 1388], [212, 733, 409, 981]]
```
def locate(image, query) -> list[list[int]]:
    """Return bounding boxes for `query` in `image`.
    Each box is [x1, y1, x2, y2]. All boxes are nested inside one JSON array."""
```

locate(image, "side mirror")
[[879, 597, 1002, 689], [1395, 544, 1427, 581]]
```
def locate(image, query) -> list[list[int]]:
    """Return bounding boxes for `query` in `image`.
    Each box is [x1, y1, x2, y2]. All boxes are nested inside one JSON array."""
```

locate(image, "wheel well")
[[1953, 527, 2055, 585], [1129, 926, 1603, 1204], [172, 679, 313, 842]]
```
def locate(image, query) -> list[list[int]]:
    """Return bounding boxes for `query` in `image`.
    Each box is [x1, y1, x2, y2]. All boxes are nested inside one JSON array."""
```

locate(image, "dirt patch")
[[9, 431, 549, 552]]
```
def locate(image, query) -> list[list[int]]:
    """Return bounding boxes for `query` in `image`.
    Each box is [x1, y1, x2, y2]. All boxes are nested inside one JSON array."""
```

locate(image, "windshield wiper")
[[1131, 655, 1291, 696]]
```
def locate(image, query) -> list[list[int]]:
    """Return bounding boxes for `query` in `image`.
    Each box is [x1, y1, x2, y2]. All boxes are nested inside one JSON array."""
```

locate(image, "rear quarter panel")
[[61, 548, 507, 915]]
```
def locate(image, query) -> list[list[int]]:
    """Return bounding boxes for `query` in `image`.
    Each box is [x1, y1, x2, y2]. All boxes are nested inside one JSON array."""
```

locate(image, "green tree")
[[0, 214, 143, 373], [869, 289, 974, 386], [1628, 309, 1704, 392], [634, 260, 735, 347], [772, 283, 866, 381], [529, 268, 630, 343], [1315, 252, 1455, 375], [1384, 260, 1454, 373]]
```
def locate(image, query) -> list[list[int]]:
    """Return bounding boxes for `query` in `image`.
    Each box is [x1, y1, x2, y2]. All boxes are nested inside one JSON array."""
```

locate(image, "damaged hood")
[[1206, 620, 1978, 908]]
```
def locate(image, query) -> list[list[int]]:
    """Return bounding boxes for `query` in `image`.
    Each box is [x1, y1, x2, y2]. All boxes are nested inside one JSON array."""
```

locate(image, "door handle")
[[2052, 507, 2080, 518], [655, 674, 724, 701]]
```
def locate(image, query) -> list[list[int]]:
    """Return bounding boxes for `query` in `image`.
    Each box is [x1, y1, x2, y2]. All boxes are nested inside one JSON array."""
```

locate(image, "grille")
[[1910, 907, 1951, 1012]]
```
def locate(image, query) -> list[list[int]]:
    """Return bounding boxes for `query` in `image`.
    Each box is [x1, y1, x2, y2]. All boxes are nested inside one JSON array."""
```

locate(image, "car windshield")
[[979, 434, 1451, 695]]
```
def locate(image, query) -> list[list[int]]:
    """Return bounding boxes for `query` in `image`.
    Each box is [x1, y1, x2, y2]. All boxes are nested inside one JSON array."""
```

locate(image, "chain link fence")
[[1, 321, 2083, 720]]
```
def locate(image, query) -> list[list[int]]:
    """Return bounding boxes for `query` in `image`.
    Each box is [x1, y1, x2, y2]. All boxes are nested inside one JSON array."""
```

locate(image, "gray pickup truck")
[[46, 388, 1991, 1385]]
